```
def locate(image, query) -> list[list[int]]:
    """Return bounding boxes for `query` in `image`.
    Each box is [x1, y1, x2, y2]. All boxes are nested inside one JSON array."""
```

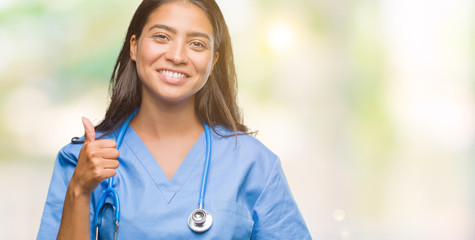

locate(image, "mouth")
[[158, 70, 189, 79]]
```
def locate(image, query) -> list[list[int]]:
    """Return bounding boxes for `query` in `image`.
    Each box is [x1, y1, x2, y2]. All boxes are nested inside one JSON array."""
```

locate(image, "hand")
[[69, 117, 120, 196]]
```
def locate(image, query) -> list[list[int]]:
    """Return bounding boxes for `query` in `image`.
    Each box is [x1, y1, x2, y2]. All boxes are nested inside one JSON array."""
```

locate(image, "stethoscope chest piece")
[[188, 209, 213, 232]]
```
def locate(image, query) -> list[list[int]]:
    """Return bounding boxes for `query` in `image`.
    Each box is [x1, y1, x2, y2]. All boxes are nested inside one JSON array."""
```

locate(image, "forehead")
[[144, 2, 214, 36]]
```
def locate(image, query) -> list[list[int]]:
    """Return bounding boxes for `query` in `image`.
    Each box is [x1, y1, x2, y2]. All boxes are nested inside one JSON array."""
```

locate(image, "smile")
[[159, 70, 188, 79]]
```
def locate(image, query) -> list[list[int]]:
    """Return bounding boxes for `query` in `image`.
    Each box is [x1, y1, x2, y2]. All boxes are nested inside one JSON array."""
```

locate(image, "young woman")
[[38, 0, 311, 239]]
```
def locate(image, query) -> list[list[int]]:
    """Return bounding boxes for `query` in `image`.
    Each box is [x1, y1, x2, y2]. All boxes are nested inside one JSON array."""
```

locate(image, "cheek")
[[137, 42, 165, 63], [192, 54, 214, 75]]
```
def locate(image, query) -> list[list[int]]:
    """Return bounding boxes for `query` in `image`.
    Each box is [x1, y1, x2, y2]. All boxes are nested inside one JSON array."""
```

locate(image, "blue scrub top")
[[37, 126, 311, 239]]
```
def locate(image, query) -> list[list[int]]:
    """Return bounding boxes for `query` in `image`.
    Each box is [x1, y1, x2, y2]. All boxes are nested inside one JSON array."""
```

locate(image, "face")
[[130, 1, 218, 105]]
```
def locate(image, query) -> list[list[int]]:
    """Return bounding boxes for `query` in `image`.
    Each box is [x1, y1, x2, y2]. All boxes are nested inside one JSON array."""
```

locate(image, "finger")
[[102, 159, 120, 169], [94, 139, 118, 149], [82, 117, 95, 143], [94, 148, 120, 159], [102, 169, 117, 179]]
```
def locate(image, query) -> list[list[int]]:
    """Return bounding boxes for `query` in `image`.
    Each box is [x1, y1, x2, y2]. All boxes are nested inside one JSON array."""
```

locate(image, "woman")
[[38, 0, 311, 239]]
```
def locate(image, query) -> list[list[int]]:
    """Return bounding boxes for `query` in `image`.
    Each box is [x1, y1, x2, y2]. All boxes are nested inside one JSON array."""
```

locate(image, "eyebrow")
[[148, 24, 212, 42]]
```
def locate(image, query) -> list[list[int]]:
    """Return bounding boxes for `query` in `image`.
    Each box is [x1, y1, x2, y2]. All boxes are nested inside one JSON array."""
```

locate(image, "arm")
[[57, 118, 120, 240], [38, 118, 120, 240], [56, 184, 91, 240]]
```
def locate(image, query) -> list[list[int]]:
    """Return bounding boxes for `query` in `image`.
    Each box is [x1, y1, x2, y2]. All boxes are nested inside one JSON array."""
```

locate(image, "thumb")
[[82, 117, 96, 143]]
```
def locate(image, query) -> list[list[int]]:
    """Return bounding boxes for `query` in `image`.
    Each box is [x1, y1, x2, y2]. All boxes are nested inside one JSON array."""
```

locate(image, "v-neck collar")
[[121, 127, 206, 203]]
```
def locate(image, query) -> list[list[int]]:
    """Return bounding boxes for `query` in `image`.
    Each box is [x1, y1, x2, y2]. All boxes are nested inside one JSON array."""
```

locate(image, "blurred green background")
[[1, 0, 474, 239]]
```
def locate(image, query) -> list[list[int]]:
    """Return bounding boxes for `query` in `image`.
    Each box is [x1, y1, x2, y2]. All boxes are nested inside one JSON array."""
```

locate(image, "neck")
[[130, 95, 203, 138]]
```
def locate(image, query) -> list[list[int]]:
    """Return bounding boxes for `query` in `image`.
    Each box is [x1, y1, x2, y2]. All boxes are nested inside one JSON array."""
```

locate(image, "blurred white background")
[[0, 0, 474, 239]]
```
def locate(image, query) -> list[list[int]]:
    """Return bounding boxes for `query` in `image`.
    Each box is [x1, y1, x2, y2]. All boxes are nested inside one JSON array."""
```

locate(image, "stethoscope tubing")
[[93, 108, 138, 227], [110, 108, 139, 189], [199, 124, 211, 209]]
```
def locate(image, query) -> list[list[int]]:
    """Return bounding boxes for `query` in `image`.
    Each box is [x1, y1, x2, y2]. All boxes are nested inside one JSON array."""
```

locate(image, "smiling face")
[[130, 1, 218, 106]]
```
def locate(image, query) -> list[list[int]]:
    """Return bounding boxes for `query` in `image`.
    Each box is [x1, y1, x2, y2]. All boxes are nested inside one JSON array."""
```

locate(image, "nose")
[[165, 41, 187, 65]]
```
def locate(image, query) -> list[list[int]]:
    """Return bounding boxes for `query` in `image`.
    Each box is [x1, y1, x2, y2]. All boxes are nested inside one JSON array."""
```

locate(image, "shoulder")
[[211, 126, 279, 174], [212, 126, 276, 157], [56, 139, 83, 164]]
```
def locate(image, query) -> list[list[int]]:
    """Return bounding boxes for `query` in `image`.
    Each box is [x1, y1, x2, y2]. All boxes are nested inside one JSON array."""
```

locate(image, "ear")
[[130, 35, 137, 61], [211, 51, 219, 72]]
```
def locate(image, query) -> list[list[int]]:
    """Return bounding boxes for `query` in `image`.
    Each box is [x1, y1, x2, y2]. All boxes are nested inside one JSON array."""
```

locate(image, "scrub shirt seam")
[[275, 166, 285, 221], [58, 148, 78, 185], [122, 137, 167, 198], [170, 131, 207, 200], [251, 155, 279, 210]]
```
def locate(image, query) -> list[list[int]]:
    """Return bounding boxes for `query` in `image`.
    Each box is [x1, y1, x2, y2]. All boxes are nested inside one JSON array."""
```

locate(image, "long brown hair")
[[94, 0, 251, 137]]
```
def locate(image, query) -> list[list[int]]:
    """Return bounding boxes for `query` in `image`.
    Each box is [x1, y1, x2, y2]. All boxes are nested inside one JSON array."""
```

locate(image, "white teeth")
[[160, 70, 186, 79]]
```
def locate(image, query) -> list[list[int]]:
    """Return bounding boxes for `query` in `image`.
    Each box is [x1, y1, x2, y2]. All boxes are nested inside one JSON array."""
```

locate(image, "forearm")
[[57, 181, 91, 240]]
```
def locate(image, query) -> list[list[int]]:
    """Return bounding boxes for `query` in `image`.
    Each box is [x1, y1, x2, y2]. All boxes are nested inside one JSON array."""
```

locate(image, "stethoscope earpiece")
[[188, 209, 213, 232]]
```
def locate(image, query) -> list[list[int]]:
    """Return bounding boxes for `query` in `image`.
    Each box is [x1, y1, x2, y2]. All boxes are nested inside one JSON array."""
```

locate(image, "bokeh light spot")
[[333, 209, 346, 222], [267, 22, 294, 53]]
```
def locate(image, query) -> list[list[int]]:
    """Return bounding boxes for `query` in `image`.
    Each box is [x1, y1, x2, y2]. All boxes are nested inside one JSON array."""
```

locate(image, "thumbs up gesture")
[[69, 117, 120, 196]]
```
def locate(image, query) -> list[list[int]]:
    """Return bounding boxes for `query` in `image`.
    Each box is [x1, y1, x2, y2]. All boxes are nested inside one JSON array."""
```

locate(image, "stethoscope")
[[93, 108, 213, 240]]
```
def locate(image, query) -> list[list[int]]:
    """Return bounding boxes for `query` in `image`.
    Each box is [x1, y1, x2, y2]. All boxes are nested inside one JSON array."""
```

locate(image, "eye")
[[189, 40, 208, 50], [152, 33, 169, 42]]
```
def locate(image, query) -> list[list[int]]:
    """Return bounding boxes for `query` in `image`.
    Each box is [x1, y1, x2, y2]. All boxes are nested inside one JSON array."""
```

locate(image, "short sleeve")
[[37, 147, 79, 239], [251, 158, 312, 239]]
